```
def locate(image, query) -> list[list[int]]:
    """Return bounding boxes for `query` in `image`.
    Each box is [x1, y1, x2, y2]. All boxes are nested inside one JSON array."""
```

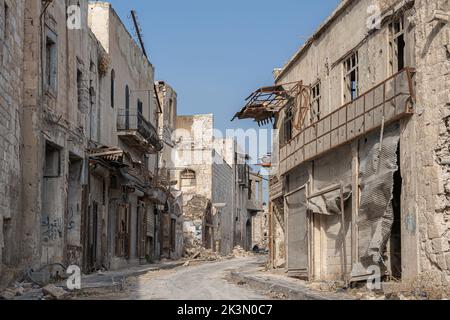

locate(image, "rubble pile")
[[0, 282, 45, 300], [230, 246, 254, 258], [185, 246, 223, 261]]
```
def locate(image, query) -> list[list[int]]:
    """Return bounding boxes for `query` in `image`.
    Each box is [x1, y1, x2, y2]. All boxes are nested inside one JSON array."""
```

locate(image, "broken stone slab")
[[42, 284, 69, 300], [0, 289, 16, 300]]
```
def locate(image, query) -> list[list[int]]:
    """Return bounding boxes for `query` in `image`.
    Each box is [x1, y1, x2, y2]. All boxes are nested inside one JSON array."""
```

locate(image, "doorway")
[[390, 143, 402, 279]]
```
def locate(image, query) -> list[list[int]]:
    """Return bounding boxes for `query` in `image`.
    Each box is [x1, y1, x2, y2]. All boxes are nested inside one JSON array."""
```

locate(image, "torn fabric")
[[307, 187, 352, 215]]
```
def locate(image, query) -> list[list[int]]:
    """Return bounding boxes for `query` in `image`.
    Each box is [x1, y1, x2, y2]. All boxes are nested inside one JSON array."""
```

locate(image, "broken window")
[[389, 15, 405, 74], [44, 142, 61, 178], [310, 81, 321, 122], [110, 69, 115, 108], [45, 29, 58, 94], [344, 52, 359, 103], [180, 169, 196, 187], [283, 105, 293, 144]]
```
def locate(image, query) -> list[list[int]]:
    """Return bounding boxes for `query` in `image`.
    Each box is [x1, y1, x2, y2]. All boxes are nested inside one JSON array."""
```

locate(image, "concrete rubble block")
[[42, 284, 69, 300], [432, 237, 450, 253]]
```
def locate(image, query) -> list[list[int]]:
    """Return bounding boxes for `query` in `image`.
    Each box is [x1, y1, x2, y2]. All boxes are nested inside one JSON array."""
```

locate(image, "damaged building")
[[234, 0, 450, 287], [173, 114, 235, 255], [172, 114, 264, 255], [0, 0, 181, 288], [155, 80, 184, 260]]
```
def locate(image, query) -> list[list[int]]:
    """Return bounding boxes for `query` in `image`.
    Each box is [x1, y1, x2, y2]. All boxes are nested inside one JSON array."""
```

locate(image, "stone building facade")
[[235, 0, 450, 289], [0, 0, 25, 286], [156, 80, 183, 260], [0, 0, 173, 288], [173, 114, 235, 254]]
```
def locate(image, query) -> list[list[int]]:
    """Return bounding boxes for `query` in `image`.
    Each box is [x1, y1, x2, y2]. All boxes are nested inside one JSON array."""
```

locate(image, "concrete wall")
[[0, 0, 24, 287], [411, 0, 450, 287], [89, 2, 159, 270]]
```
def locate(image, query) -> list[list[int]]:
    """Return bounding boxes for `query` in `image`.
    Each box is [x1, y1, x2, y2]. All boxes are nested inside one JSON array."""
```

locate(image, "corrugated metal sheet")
[[352, 122, 400, 278]]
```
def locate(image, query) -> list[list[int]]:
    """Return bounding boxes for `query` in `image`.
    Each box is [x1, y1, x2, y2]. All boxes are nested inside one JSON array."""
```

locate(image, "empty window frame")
[[343, 52, 359, 103], [45, 29, 58, 94], [180, 169, 196, 187], [44, 142, 61, 178], [310, 81, 321, 122], [283, 105, 294, 144], [389, 15, 405, 74]]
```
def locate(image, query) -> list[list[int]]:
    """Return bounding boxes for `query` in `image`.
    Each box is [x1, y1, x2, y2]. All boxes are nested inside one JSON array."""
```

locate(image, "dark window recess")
[[125, 85, 130, 129], [283, 106, 294, 144], [311, 82, 321, 122], [44, 142, 61, 178], [45, 32, 58, 92], [180, 169, 196, 187], [77, 69, 83, 109], [110, 70, 115, 108]]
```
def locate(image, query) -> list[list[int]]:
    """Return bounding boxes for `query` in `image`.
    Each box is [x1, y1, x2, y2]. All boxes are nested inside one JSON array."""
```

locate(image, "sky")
[[108, 0, 341, 134]]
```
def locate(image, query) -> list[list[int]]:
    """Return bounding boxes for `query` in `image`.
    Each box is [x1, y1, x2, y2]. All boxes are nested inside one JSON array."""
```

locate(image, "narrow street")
[[83, 257, 272, 300]]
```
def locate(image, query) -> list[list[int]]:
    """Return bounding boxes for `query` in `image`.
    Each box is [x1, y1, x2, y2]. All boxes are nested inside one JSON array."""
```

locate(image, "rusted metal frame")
[[294, 67, 414, 142], [283, 112, 412, 177], [300, 93, 407, 156], [283, 68, 414, 159]]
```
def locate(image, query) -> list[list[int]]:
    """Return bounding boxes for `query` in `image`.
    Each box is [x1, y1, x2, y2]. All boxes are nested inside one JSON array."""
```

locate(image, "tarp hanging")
[[308, 187, 352, 215], [352, 122, 400, 278]]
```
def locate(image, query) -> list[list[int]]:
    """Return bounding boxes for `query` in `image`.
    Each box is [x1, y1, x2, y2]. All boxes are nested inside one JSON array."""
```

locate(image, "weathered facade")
[[173, 114, 237, 254], [235, 0, 450, 289], [156, 80, 183, 260], [0, 0, 25, 286], [0, 0, 174, 288]]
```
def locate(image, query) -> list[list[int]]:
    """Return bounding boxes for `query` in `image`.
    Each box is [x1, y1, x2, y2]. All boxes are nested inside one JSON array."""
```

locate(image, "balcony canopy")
[[232, 81, 308, 126]]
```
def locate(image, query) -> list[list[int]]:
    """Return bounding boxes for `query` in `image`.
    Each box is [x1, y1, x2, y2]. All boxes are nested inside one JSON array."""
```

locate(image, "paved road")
[[118, 256, 270, 300]]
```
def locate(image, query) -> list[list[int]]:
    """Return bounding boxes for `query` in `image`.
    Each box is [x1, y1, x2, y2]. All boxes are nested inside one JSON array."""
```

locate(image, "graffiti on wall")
[[41, 216, 63, 242]]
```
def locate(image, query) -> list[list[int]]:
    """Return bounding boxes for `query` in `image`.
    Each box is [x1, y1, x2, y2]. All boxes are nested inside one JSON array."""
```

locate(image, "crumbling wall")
[[183, 195, 211, 247], [411, 0, 450, 287], [0, 0, 25, 288]]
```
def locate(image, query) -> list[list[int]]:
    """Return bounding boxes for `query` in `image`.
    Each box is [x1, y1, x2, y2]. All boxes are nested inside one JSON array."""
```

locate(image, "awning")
[[232, 81, 308, 126]]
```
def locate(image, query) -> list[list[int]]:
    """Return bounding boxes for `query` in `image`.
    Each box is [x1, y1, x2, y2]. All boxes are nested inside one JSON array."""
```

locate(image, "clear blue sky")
[[108, 0, 341, 133]]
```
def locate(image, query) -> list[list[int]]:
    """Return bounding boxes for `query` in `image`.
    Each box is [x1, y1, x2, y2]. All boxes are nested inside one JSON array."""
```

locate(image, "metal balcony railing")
[[279, 67, 415, 175], [117, 109, 163, 152]]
